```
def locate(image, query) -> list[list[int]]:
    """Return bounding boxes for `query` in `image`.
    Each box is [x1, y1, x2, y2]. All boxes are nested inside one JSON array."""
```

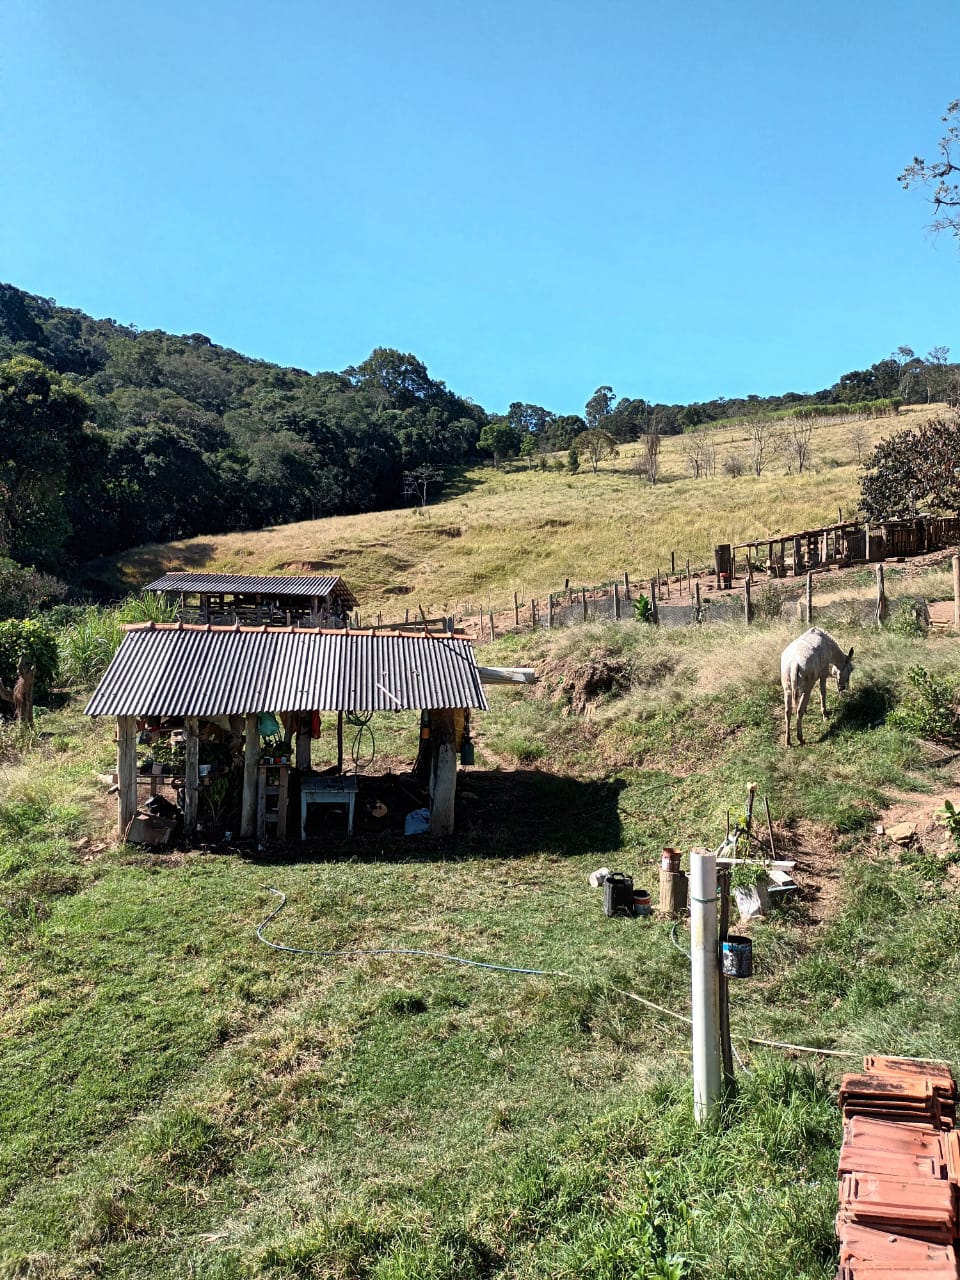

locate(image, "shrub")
[[0, 558, 68, 621], [633, 594, 653, 623], [0, 618, 58, 696], [890, 599, 929, 639], [890, 665, 960, 745], [752, 582, 785, 621]]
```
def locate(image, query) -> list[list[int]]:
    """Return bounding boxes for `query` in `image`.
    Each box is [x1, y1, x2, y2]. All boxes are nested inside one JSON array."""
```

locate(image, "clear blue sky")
[[3, 0, 958, 415]]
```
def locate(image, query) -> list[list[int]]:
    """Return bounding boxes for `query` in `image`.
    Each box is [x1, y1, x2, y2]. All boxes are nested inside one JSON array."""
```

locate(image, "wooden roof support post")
[[295, 712, 312, 771], [183, 716, 199, 840], [429, 708, 458, 837], [241, 713, 259, 839], [117, 715, 138, 840]]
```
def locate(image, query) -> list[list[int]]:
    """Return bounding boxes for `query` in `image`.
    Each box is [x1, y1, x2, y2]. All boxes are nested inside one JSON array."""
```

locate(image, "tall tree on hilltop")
[[585, 385, 616, 431]]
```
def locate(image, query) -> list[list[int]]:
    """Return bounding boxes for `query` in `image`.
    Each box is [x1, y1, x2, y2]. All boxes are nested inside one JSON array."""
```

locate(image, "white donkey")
[[780, 627, 854, 746]]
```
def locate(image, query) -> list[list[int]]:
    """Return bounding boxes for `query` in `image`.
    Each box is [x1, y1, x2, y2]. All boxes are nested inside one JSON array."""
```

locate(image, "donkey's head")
[[835, 647, 854, 692]]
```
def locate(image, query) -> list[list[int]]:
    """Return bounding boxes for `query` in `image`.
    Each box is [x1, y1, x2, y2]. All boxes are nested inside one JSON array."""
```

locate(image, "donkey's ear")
[[847, 648, 854, 660]]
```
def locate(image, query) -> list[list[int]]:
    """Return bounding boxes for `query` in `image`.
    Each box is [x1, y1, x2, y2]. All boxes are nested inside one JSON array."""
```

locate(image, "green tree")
[[478, 418, 520, 467], [0, 356, 97, 568], [585, 385, 616, 431], [860, 414, 960, 520]]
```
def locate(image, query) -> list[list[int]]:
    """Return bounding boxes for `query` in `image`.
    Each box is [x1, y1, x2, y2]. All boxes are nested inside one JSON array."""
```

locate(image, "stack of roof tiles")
[[836, 1056, 960, 1278]]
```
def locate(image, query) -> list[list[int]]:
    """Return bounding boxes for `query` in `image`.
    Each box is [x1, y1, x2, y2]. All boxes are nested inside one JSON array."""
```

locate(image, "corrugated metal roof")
[[85, 626, 488, 717], [145, 573, 358, 606]]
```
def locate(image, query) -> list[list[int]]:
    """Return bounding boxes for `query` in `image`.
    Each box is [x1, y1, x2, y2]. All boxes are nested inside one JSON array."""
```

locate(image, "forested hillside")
[[0, 281, 955, 579]]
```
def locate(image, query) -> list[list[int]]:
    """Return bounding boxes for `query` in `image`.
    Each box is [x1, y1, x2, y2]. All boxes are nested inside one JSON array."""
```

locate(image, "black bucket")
[[603, 872, 634, 917], [721, 935, 753, 978]]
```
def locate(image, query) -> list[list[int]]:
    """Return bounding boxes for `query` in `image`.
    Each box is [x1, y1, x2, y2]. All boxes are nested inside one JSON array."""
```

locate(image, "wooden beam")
[[183, 716, 199, 839], [241, 714, 259, 839], [478, 666, 537, 685], [117, 715, 138, 840]]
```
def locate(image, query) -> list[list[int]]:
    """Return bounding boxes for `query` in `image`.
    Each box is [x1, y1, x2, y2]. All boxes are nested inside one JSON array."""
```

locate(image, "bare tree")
[[679, 432, 706, 478], [642, 425, 661, 483], [403, 464, 444, 508], [750, 417, 774, 476], [850, 422, 870, 466], [784, 419, 814, 474]]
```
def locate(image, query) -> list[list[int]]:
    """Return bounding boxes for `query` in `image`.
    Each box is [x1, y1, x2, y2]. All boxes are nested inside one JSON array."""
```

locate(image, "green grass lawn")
[[4, 606, 960, 1278]]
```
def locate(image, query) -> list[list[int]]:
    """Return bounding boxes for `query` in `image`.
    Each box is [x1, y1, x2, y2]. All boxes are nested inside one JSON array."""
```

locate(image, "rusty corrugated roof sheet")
[[84, 625, 488, 717], [145, 572, 358, 607]]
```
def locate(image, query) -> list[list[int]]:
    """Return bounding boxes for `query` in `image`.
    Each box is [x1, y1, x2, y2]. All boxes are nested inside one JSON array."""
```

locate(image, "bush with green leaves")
[[0, 558, 68, 621], [890, 664, 960, 745], [0, 617, 58, 696], [890, 599, 929, 639], [633, 593, 652, 623]]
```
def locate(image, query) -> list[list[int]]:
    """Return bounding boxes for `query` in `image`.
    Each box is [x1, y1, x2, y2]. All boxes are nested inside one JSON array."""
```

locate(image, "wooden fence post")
[[530, 600, 536, 629], [694, 580, 702, 623], [514, 592, 519, 628], [954, 556, 960, 633], [547, 593, 553, 629], [614, 582, 621, 620], [876, 563, 886, 628], [806, 571, 813, 626], [649, 579, 659, 625], [744, 578, 752, 625], [582, 589, 588, 622], [624, 571, 631, 601], [671, 551, 676, 575]]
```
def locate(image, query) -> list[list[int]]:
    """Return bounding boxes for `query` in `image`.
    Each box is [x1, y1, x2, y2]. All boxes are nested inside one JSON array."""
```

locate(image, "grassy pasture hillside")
[[92, 406, 933, 618], [5, 593, 960, 1277]]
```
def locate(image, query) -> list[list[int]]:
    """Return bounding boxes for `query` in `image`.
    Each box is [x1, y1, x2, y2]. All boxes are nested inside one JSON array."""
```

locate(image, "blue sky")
[[3, 0, 958, 415]]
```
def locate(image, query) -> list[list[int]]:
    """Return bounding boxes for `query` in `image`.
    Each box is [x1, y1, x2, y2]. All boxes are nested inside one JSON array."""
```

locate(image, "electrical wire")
[[346, 711, 376, 770]]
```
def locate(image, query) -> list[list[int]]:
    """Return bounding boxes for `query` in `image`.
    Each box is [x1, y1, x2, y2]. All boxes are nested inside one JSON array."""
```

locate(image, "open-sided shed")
[[144, 572, 358, 627], [85, 624, 488, 842]]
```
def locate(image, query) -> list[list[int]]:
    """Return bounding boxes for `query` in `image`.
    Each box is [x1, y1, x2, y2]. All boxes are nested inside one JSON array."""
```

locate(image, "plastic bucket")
[[633, 889, 652, 917]]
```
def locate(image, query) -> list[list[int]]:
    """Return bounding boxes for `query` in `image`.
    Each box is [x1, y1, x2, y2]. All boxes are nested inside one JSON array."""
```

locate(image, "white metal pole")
[[690, 848, 722, 1123]]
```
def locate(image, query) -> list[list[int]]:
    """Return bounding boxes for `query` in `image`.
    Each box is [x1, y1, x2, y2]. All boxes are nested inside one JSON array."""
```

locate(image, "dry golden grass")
[[101, 405, 937, 619]]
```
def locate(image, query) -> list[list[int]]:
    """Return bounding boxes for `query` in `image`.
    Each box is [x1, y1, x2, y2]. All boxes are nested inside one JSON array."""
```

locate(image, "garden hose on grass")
[[255, 888, 868, 1061]]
